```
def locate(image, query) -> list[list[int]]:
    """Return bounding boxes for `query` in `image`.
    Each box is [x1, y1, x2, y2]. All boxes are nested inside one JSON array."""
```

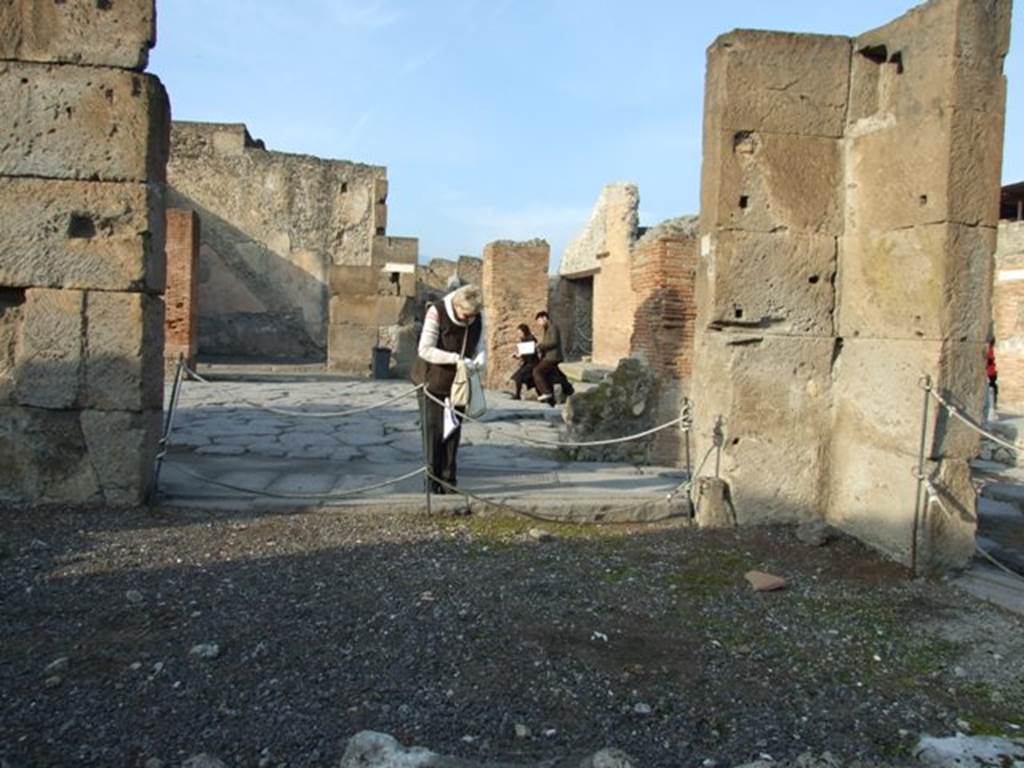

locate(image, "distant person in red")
[[987, 338, 998, 412]]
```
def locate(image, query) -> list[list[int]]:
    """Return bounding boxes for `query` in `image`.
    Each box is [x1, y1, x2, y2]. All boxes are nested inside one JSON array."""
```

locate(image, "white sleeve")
[[418, 305, 462, 365]]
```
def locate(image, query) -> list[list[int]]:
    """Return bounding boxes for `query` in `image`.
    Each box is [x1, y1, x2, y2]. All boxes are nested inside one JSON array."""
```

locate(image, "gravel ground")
[[2, 504, 1023, 768]]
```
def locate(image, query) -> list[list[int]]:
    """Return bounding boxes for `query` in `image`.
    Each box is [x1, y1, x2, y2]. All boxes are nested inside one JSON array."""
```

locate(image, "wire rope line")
[[975, 542, 1024, 584], [425, 470, 690, 525], [922, 381, 1023, 456], [180, 362, 423, 420], [421, 389, 687, 449], [167, 464, 427, 501], [922, 480, 1024, 586]]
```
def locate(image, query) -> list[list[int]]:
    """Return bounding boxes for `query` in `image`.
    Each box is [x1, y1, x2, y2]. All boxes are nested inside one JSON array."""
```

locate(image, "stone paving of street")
[[158, 373, 689, 515]]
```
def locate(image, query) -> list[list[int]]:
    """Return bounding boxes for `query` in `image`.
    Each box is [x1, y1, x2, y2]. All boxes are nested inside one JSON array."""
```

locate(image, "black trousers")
[[420, 390, 464, 491], [533, 359, 572, 395]]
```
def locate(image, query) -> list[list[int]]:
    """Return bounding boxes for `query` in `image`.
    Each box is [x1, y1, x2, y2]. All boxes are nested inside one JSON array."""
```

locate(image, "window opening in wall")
[[888, 51, 904, 74], [739, 195, 749, 209]]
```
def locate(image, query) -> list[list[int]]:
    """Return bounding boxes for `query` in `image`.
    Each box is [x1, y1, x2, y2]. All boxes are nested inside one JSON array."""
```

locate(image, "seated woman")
[[509, 323, 539, 399]]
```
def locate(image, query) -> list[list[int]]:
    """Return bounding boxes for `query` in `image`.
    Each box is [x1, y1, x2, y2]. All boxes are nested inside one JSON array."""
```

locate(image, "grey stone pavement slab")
[[158, 375, 691, 519], [959, 416, 1024, 615]]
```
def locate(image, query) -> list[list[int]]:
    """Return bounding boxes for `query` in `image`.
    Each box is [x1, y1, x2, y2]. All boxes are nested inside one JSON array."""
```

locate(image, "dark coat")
[[412, 300, 482, 396]]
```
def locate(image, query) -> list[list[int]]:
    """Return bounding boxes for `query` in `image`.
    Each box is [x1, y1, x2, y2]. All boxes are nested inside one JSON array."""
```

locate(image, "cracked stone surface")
[[160, 376, 688, 513]]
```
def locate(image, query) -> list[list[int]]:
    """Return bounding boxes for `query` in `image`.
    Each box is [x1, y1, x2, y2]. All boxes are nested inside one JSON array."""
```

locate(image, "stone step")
[[560, 361, 612, 383]]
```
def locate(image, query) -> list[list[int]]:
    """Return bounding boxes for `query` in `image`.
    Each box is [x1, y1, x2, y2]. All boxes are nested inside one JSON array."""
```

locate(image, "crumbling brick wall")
[[994, 221, 1024, 412], [690, 0, 1009, 570], [481, 240, 550, 391], [629, 217, 699, 465], [0, 0, 169, 505], [164, 209, 199, 373]]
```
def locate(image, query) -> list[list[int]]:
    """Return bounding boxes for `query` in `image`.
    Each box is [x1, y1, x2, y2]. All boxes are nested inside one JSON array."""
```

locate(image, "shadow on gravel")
[[2, 505, 1023, 768]]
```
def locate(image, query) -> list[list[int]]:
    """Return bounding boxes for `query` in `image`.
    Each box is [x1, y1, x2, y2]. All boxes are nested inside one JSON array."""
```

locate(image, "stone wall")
[[417, 256, 483, 305], [690, 0, 1009, 570], [167, 121, 418, 371], [994, 221, 1024, 412], [327, 236, 419, 376], [629, 217, 700, 465], [164, 209, 200, 373], [560, 183, 640, 367], [481, 240, 550, 390], [0, 0, 168, 505]]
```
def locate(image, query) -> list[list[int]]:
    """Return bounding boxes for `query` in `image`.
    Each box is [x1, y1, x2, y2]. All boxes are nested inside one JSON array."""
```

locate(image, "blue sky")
[[151, 1, 1022, 270]]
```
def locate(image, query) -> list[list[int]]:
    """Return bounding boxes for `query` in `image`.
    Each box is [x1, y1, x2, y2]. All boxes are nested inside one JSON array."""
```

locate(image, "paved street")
[[158, 372, 689, 518]]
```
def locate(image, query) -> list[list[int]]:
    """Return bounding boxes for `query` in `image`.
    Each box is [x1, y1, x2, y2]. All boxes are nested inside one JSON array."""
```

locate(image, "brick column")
[[165, 209, 200, 373], [629, 219, 699, 465], [481, 240, 550, 391]]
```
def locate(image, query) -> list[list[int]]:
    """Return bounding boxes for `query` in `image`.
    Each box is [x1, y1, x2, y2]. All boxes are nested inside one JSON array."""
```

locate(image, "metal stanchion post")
[[418, 389, 432, 515], [149, 355, 186, 504], [911, 375, 932, 577]]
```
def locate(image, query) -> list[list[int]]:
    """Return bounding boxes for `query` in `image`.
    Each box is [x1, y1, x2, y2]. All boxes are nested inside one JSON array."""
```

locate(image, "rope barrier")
[[425, 470, 691, 525], [422, 389, 688, 449], [181, 362, 424, 420], [975, 542, 1024, 583], [923, 480, 1024, 585], [168, 464, 427, 501], [923, 383, 1023, 456], [161, 363, 701, 526]]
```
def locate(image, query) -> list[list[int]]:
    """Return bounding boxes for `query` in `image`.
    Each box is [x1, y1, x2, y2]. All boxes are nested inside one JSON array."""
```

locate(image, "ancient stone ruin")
[[166, 120, 420, 374], [0, 0, 169, 505], [556, 189, 700, 466], [481, 239, 550, 391], [994, 214, 1024, 411], [689, 0, 1010, 569], [164, 208, 199, 374], [0, 0, 1014, 582], [556, 183, 639, 366]]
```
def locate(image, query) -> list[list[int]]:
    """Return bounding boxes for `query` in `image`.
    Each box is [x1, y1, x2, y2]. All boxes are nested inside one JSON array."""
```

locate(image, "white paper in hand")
[[516, 341, 536, 356], [443, 398, 460, 440]]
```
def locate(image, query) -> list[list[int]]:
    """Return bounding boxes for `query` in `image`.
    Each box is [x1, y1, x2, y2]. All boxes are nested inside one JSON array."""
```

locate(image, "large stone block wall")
[[167, 121, 389, 364], [481, 240, 551, 390], [0, 0, 168, 506], [994, 221, 1024, 412], [629, 217, 700, 465], [164, 209, 200, 373], [327, 235, 419, 376], [691, 0, 1009, 570], [561, 183, 640, 367]]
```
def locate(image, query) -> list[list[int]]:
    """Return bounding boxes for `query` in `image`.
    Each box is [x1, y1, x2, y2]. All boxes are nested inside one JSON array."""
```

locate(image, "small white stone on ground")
[[44, 657, 69, 674], [182, 755, 228, 768], [126, 589, 143, 604], [514, 723, 530, 738], [633, 702, 653, 715], [528, 528, 555, 542], [586, 747, 637, 768], [190, 642, 221, 660]]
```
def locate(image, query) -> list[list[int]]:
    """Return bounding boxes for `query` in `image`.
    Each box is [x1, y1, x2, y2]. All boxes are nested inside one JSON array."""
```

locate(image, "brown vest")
[[412, 301, 482, 396]]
